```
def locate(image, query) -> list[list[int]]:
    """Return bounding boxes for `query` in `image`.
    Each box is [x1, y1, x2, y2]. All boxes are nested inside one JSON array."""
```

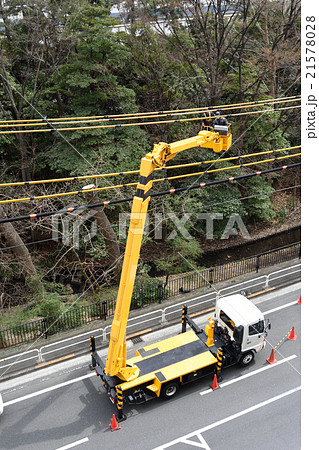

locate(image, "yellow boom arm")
[[105, 126, 232, 381]]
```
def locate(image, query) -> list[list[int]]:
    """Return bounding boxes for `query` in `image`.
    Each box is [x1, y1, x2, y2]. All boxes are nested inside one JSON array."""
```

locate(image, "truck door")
[[219, 310, 235, 333], [245, 320, 265, 351]]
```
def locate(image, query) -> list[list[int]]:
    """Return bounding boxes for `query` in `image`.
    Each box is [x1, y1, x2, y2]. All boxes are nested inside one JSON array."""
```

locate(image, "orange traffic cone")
[[210, 373, 220, 390], [109, 414, 121, 432], [266, 348, 278, 365], [297, 296, 301, 304], [288, 326, 297, 341]]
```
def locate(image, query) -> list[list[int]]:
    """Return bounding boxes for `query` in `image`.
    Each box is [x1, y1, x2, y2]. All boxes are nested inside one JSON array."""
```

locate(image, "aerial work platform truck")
[[89, 115, 270, 419]]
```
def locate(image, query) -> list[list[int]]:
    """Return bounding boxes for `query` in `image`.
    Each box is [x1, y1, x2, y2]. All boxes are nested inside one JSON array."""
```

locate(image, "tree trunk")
[[0, 206, 43, 294], [83, 187, 122, 282], [16, 132, 31, 181]]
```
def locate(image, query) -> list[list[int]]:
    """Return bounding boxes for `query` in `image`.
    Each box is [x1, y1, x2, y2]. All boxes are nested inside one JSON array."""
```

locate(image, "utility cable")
[[0, 152, 301, 205], [0, 104, 301, 135], [0, 163, 301, 225], [169, 90, 300, 212], [0, 95, 301, 126], [0, 184, 300, 253], [0, 145, 301, 189], [0, 97, 301, 129], [0, 72, 115, 197]]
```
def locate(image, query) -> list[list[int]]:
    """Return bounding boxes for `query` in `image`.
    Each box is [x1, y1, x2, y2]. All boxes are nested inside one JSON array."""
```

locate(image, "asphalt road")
[[0, 283, 301, 450]]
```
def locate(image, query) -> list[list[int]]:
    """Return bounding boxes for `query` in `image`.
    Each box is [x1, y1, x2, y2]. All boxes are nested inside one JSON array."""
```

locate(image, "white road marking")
[[3, 372, 95, 407], [154, 386, 301, 449], [264, 300, 298, 315], [55, 437, 89, 450], [180, 433, 211, 449], [200, 354, 297, 395]]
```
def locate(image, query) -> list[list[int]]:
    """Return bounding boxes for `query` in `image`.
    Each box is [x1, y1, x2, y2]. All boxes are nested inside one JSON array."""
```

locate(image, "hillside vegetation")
[[0, 0, 300, 327]]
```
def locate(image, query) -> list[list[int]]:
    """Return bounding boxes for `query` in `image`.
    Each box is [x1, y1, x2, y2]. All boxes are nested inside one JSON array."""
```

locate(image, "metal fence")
[[163, 241, 301, 296], [0, 300, 116, 349], [0, 263, 301, 375], [0, 241, 300, 349]]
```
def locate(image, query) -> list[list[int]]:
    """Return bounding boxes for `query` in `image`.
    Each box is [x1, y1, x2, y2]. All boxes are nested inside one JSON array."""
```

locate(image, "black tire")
[[239, 351, 254, 367], [161, 382, 179, 399]]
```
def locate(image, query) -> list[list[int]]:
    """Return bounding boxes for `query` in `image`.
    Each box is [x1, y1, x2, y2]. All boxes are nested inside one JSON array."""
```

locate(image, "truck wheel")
[[239, 351, 254, 367], [161, 382, 179, 399]]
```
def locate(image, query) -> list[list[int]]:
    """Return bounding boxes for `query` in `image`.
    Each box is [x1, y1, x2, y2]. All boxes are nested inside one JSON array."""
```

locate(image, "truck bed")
[[120, 330, 218, 393]]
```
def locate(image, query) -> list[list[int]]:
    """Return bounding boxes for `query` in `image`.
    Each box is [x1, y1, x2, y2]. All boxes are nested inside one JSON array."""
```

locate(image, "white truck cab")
[[214, 294, 270, 366]]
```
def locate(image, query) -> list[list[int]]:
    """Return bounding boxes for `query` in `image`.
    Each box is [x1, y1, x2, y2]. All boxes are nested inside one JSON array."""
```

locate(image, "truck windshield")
[[249, 320, 264, 335]]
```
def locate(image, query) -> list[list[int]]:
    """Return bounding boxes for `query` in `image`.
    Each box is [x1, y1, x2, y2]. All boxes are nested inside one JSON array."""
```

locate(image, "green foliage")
[[43, 280, 68, 295], [37, 6, 150, 176], [131, 263, 169, 308], [154, 235, 203, 276], [86, 234, 109, 261], [134, 263, 158, 290], [242, 177, 275, 223], [159, 157, 245, 239], [121, 23, 191, 112], [276, 207, 288, 223], [243, 108, 291, 153], [33, 294, 64, 318], [0, 305, 33, 330], [0, 0, 301, 326]]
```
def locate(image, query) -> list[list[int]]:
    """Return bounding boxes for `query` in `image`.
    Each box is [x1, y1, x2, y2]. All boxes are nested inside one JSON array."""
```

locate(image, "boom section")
[[105, 125, 232, 381]]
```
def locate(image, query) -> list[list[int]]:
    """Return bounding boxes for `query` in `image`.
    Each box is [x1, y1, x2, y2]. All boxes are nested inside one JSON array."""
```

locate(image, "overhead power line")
[[0, 184, 300, 253], [0, 97, 300, 129], [0, 104, 301, 135], [0, 95, 300, 126], [0, 152, 301, 205], [0, 145, 301, 189], [0, 163, 301, 225]]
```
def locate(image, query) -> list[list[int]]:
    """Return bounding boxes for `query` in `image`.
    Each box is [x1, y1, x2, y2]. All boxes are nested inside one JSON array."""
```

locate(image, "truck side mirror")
[[265, 319, 271, 330], [233, 325, 244, 344]]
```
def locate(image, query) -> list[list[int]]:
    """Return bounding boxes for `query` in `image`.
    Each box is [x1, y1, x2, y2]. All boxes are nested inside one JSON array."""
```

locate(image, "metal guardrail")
[[0, 241, 300, 349], [0, 264, 300, 374], [0, 349, 39, 371]]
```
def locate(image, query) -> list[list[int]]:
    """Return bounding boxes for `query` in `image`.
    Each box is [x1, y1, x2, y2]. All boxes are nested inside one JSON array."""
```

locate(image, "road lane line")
[[264, 300, 298, 315], [3, 372, 95, 407], [200, 354, 297, 395], [55, 437, 89, 450], [154, 386, 301, 449]]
